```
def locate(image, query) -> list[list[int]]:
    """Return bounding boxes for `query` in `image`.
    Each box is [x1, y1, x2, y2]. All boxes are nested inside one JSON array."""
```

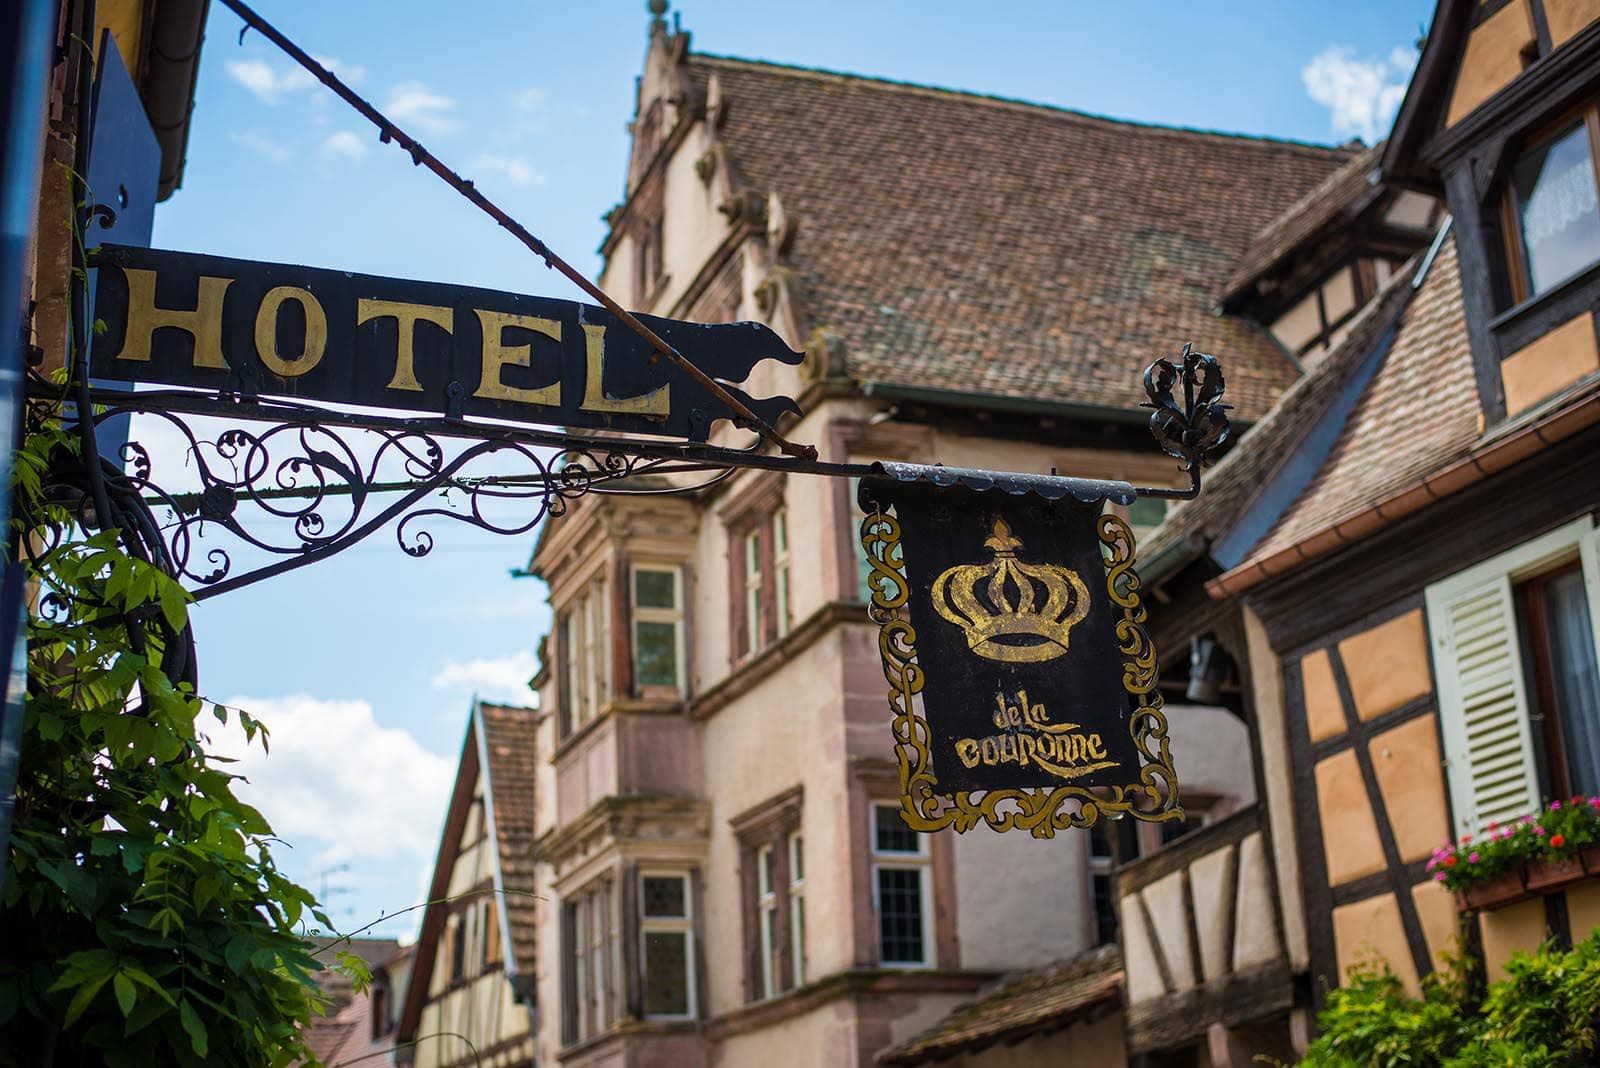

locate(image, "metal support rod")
[[76, 384, 1193, 500], [211, 0, 817, 463]]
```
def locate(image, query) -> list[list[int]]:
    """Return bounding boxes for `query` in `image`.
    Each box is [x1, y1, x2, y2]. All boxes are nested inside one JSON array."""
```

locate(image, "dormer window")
[[1267, 263, 1379, 359], [1506, 112, 1600, 302]]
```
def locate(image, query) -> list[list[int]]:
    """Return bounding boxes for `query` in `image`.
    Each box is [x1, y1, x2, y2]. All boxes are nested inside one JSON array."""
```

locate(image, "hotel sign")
[[89, 244, 802, 441], [860, 474, 1182, 836]]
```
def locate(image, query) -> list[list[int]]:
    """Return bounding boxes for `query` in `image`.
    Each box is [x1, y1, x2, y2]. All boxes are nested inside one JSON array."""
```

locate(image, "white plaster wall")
[[1164, 704, 1256, 813], [698, 630, 852, 1015], [954, 827, 1094, 970]]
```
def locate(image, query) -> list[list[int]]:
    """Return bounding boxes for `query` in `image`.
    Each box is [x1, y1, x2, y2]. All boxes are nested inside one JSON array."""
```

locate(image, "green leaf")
[[63, 973, 111, 1026], [112, 972, 136, 1017], [156, 575, 189, 634], [178, 998, 208, 1057], [225, 934, 257, 975]]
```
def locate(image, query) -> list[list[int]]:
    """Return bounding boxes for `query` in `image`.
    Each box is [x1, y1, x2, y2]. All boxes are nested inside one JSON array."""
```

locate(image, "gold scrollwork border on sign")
[[859, 507, 1183, 837]]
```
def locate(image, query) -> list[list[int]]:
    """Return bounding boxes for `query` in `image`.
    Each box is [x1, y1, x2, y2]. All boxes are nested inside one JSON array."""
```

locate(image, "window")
[[370, 970, 392, 1040], [757, 845, 779, 998], [789, 831, 806, 987], [559, 575, 610, 734], [1518, 564, 1600, 797], [871, 804, 932, 966], [562, 879, 615, 1044], [1506, 116, 1600, 301], [632, 565, 683, 695], [774, 509, 792, 640], [733, 505, 792, 659], [636, 213, 665, 301], [641, 873, 695, 1018], [1427, 518, 1600, 835], [732, 789, 803, 1002], [1088, 823, 1117, 946], [744, 529, 763, 654], [449, 914, 466, 982]]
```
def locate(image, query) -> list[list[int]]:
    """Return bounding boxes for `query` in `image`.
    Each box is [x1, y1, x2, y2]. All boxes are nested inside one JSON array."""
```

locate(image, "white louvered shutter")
[[1428, 574, 1541, 835]]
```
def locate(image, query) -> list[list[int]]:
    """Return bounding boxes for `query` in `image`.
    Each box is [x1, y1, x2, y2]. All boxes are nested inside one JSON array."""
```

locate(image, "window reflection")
[[1512, 122, 1600, 298]]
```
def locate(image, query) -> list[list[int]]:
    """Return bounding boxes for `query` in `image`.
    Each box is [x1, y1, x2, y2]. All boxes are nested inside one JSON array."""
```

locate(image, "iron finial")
[[648, 0, 669, 35]]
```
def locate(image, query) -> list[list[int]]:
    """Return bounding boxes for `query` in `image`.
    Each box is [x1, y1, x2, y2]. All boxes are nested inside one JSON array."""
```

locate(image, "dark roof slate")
[[478, 701, 541, 979], [692, 55, 1358, 421], [1247, 234, 1474, 561], [1219, 143, 1383, 306], [876, 946, 1122, 1065], [1140, 249, 1422, 571]]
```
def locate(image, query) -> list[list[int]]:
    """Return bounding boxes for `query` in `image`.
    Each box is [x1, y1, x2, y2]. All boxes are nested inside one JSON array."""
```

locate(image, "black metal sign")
[[860, 471, 1180, 835], [89, 244, 803, 442]]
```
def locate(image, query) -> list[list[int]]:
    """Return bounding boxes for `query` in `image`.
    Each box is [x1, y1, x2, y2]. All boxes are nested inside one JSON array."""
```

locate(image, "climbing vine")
[[0, 413, 348, 1065]]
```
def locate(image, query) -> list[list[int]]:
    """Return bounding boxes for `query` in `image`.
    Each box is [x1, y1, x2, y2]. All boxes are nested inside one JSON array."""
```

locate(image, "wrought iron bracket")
[[23, 344, 1229, 601]]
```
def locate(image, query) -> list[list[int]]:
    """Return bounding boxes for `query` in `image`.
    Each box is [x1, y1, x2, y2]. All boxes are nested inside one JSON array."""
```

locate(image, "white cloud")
[[512, 86, 546, 112], [207, 694, 453, 868], [1302, 44, 1417, 144], [386, 81, 458, 135], [470, 153, 547, 188], [227, 55, 363, 103], [321, 130, 368, 160], [227, 129, 291, 163], [431, 650, 538, 704]]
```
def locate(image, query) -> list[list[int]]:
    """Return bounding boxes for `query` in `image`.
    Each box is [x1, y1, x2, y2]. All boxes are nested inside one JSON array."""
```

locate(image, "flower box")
[[1459, 865, 1527, 910], [1582, 844, 1600, 876], [1526, 855, 1586, 892]]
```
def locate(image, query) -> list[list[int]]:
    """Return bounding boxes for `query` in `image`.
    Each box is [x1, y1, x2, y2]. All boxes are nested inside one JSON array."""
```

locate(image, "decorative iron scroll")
[[21, 390, 719, 602], [857, 491, 1181, 838]]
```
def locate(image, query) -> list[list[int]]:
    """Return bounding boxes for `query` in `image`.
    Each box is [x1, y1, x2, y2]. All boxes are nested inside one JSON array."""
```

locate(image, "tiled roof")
[[1140, 251, 1422, 571], [1219, 143, 1383, 306], [1246, 234, 1474, 561], [876, 946, 1122, 1065], [693, 55, 1358, 421], [478, 701, 540, 978]]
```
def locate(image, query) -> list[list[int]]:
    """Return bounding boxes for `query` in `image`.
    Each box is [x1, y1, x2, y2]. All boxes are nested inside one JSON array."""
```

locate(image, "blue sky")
[[145, 0, 1435, 938]]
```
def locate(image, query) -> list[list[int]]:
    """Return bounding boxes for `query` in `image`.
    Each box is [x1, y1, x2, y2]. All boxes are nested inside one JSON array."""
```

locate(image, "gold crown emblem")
[[931, 518, 1090, 663]]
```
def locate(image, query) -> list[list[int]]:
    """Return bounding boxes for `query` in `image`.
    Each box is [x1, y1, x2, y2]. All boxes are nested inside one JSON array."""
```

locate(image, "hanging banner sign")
[[88, 244, 803, 442], [859, 470, 1181, 836]]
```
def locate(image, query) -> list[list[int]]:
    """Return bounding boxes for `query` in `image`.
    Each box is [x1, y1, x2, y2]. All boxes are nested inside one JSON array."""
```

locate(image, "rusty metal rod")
[[212, 0, 817, 462]]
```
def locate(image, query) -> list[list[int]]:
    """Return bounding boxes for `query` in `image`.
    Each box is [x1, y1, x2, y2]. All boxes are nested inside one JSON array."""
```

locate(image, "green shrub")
[[1299, 932, 1600, 1068]]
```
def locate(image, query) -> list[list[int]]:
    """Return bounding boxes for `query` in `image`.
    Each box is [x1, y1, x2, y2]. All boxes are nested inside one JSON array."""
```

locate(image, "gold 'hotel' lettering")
[[112, 268, 234, 368], [357, 299, 452, 392], [954, 687, 1118, 783], [254, 286, 327, 378], [107, 264, 678, 417]]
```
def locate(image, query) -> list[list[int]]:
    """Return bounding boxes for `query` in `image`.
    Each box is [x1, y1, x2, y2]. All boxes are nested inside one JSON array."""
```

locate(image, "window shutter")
[[1428, 574, 1541, 835]]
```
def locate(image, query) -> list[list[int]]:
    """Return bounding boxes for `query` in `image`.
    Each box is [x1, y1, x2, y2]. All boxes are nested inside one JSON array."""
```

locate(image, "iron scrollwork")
[[23, 393, 682, 602]]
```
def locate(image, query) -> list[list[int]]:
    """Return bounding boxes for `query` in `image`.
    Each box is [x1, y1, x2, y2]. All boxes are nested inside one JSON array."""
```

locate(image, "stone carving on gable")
[[766, 191, 797, 255]]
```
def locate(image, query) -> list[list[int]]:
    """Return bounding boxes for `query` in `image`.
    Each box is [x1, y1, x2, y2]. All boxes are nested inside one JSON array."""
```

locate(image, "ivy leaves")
[[1, 423, 331, 1067]]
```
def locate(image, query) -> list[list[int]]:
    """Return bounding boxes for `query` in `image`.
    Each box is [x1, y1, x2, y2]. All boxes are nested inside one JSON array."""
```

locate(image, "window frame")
[[773, 508, 792, 639], [1500, 103, 1600, 307], [630, 563, 685, 697], [560, 573, 612, 735], [639, 870, 697, 1020], [1427, 517, 1600, 834], [869, 802, 935, 968], [756, 845, 779, 999], [788, 830, 806, 987]]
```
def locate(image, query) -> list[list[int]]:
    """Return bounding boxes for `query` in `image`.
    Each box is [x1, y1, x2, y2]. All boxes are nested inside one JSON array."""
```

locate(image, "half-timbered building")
[[397, 701, 543, 1068], [1122, 0, 1600, 1062]]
